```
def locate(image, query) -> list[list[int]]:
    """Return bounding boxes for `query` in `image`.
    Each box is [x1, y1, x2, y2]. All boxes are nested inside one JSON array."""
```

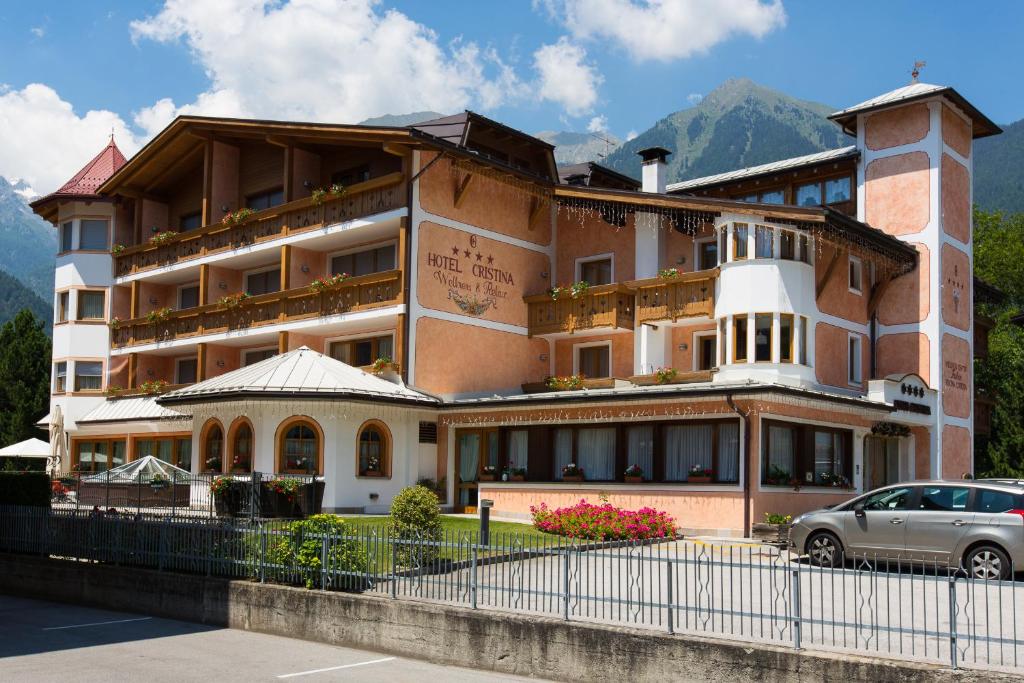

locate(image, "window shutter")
[[418, 421, 438, 444]]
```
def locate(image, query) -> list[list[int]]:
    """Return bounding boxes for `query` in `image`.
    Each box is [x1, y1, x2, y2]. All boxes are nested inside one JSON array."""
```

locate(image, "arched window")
[[277, 418, 321, 475], [357, 420, 391, 478], [230, 420, 254, 472], [202, 421, 224, 473]]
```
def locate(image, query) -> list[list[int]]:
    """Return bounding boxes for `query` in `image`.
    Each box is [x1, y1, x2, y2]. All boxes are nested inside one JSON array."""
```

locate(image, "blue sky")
[[1, 1, 1021, 192]]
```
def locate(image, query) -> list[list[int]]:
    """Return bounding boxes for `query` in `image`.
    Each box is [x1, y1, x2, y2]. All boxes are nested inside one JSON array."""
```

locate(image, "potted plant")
[[654, 367, 678, 384], [211, 476, 237, 516], [139, 379, 169, 395], [479, 465, 497, 481], [263, 477, 302, 517], [149, 230, 179, 247], [149, 473, 170, 490], [548, 281, 590, 301], [308, 272, 349, 293], [624, 464, 644, 484], [819, 472, 852, 489], [222, 207, 255, 226], [510, 467, 527, 482], [362, 455, 383, 477], [561, 463, 584, 482], [688, 464, 713, 484], [658, 267, 680, 279], [145, 307, 172, 324], [545, 374, 585, 391], [765, 464, 791, 487], [112, 243, 126, 255], [371, 356, 396, 375], [752, 512, 792, 544]]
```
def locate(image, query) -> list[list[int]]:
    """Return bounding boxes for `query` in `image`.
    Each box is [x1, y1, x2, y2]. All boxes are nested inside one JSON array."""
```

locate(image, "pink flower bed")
[[530, 500, 677, 541]]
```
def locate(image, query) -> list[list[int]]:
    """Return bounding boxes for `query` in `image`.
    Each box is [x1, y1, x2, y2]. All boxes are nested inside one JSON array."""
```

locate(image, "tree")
[[0, 309, 51, 447]]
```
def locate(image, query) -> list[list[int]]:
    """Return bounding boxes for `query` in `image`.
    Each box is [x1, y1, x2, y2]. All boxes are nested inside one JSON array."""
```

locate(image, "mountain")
[[0, 270, 50, 334], [358, 111, 446, 127], [0, 176, 57, 296], [537, 130, 622, 165], [601, 78, 849, 182], [975, 118, 1024, 214]]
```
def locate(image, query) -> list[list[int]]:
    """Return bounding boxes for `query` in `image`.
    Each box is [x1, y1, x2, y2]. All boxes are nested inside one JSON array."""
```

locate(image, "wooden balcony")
[[114, 172, 406, 277], [629, 268, 718, 325], [524, 284, 634, 337], [112, 270, 401, 349]]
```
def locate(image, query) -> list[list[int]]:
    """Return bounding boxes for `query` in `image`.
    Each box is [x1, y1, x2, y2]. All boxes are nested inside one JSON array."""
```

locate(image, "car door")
[[843, 486, 915, 559], [902, 485, 974, 564]]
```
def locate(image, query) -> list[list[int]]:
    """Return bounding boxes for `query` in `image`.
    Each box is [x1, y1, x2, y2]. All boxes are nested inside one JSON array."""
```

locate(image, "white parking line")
[[277, 657, 397, 678], [43, 616, 153, 631]]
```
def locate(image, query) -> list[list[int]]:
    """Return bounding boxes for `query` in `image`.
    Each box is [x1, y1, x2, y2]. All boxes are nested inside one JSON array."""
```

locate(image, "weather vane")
[[911, 60, 926, 83]]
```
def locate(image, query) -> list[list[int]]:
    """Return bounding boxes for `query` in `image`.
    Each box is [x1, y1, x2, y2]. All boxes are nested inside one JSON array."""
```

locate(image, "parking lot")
[[0, 595, 541, 682]]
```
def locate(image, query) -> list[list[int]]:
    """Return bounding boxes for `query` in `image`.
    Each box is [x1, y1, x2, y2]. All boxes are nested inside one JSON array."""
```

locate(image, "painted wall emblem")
[[425, 239, 516, 318]]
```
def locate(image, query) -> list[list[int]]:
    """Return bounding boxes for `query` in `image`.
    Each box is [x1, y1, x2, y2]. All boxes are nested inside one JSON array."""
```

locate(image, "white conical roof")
[[160, 346, 437, 405], [81, 455, 191, 484], [0, 438, 51, 458]]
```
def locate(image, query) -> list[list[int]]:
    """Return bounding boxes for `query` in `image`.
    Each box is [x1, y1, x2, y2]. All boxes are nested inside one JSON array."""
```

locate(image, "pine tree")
[[0, 309, 51, 446]]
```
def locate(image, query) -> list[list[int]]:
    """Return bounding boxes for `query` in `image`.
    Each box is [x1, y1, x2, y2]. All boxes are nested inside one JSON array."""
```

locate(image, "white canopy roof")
[[0, 438, 52, 459], [81, 455, 191, 483]]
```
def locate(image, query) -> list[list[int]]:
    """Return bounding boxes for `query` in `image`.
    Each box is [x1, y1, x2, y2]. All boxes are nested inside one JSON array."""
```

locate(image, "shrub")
[[387, 485, 442, 567], [530, 500, 676, 541], [265, 514, 367, 589], [0, 472, 51, 507]]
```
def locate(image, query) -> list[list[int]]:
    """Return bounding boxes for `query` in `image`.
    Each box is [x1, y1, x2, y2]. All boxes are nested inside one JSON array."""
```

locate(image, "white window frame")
[[692, 331, 717, 371], [573, 340, 612, 377], [242, 346, 278, 367], [243, 264, 282, 295], [574, 253, 615, 284], [847, 332, 862, 386], [327, 239, 399, 276], [177, 282, 201, 310], [174, 356, 199, 385], [54, 361, 68, 393], [848, 255, 863, 295], [693, 237, 718, 271]]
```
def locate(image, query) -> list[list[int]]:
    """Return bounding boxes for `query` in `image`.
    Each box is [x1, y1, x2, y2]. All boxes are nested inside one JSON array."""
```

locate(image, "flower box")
[[688, 475, 712, 484], [624, 476, 644, 484], [510, 474, 526, 482], [752, 522, 789, 545], [561, 475, 584, 482], [361, 470, 383, 477], [478, 473, 496, 481]]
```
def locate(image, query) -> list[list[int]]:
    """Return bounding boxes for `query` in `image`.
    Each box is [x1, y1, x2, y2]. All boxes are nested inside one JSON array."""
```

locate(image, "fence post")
[[390, 533, 398, 599], [948, 574, 958, 670], [470, 540, 478, 609], [259, 523, 267, 583], [791, 567, 802, 650], [562, 545, 571, 622], [158, 523, 165, 571], [321, 533, 328, 590], [666, 556, 674, 635]]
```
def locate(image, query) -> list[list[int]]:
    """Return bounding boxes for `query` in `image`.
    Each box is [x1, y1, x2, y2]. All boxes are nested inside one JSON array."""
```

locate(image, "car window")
[[974, 489, 1022, 513], [918, 486, 969, 511], [861, 486, 913, 511]]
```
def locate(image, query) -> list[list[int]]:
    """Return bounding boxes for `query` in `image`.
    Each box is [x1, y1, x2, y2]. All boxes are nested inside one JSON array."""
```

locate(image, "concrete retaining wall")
[[0, 553, 1012, 682]]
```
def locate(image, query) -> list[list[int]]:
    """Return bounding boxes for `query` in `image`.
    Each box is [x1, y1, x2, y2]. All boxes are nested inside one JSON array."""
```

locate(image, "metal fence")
[[49, 472, 322, 520], [0, 505, 1021, 674]]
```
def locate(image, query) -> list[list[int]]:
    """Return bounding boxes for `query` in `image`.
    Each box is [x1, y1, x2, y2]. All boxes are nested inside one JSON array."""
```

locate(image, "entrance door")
[[864, 436, 901, 490], [455, 428, 498, 513]]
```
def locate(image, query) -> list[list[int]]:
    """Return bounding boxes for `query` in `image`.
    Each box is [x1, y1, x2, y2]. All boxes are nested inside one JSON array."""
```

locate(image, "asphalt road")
[[0, 595, 542, 682]]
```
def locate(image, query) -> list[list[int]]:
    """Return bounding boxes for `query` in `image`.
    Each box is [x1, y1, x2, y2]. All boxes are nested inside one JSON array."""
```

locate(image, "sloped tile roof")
[[55, 138, 127, 196]]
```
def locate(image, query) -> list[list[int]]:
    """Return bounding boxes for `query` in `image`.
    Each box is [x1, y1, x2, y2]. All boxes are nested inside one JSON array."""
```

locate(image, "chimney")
[[637, 147, 671, 193]]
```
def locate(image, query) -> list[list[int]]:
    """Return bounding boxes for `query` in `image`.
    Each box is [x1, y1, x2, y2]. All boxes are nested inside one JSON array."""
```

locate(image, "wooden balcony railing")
[[629, 268, 718, 325], [524, 284, 635, 337], [112, 270, 402, 348], [114, 172, 406, 277]]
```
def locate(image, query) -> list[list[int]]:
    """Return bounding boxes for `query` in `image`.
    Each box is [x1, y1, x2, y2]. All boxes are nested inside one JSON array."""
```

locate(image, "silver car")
[[788, 480, 1024, 580]]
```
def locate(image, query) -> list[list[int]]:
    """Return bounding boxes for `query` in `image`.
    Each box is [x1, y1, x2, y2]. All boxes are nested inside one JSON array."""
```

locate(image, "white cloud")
[[587, 115, 608, 133], [550, 0, 786, 63], [30, 27, 45, 38], [533, 38, 602, 116], [687, 92, 704, 105], [626, 130, 638, 141], [0, 84, 142, 194], [129, 0, 528, 128]]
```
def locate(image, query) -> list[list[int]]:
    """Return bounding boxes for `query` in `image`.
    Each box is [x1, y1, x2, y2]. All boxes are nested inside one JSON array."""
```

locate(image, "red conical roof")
[[53, 137, 128, 196]]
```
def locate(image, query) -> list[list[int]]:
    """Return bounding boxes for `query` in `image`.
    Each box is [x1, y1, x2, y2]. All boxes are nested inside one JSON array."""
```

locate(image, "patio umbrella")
[[48, 405, 66, 476]]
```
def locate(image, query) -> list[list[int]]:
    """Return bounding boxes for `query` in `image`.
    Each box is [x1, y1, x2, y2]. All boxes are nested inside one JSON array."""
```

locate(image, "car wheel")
[[965, 545, 1011, 581], [806, 532, 844, 568]]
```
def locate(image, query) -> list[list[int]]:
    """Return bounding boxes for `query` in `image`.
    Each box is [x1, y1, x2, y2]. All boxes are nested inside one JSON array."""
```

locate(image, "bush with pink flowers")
[[530, 500, 677, 541]]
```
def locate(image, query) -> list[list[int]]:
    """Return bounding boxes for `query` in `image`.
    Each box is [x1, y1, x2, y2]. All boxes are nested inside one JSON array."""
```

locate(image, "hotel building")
[[31, 81, 999, 535]]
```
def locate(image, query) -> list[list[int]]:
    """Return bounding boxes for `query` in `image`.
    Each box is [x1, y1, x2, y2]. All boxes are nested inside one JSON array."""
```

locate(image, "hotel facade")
[[32, 81, 999, 536]]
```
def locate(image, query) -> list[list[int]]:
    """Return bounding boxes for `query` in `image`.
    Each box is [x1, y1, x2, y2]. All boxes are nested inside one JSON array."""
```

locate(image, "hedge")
[[0, 472, 51, 507]]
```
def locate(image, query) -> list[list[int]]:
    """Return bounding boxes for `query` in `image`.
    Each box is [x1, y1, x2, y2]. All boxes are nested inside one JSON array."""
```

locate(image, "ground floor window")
[[762, 419, 852, 487], [73, 439, 126, 473], [357, 420, 390, 477], [277, 418, 321, 475], [135, 436, 192, 471]]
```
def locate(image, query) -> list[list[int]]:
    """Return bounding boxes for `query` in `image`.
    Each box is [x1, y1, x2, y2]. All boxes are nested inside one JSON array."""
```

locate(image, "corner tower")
[[830, 81, 1000, 478]]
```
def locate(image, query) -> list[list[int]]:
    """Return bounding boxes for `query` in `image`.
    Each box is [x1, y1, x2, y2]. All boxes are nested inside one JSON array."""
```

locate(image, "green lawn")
[[336, 514, 552, 543]]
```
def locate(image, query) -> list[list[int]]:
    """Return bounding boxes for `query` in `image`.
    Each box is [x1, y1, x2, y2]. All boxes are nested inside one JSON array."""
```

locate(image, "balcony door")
[[577, 256, 612, 285], [455, 428, 498, 513]]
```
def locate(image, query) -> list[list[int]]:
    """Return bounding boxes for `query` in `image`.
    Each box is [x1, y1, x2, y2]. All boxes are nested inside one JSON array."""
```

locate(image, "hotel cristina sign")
[[426, 234, 515, 317]]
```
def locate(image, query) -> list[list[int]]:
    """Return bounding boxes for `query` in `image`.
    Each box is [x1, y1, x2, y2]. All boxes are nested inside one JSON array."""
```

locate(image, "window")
[[180, 211, 202, 231], [848, 334, 862, 385], [202, 422, 224, 473], [779, 231, 796, 260], [279, 419, 320, 475], [779, 314, 794, 363], [175, 357, 198, 385], [179, 284, 200, 309], [626, 425, 653, 481], [61, 222, 73, 252], [975, 489, 1024, 513], [577, 344, 610, 378], [848, 255, 863, 294], [57, 292, 69, 323], [76, 291, 105, 320], [575, 427, 616, 480], [798, 316, 808, 365], [825, 177, 851, 204], [696, 334, 716, 371], [759, 190, 784, 204], [762, 420, 853, 487], [331, 165, 370, 187], [799, 235, 811, 264], [74, 361, 103, 391], [245, 268, 280, 296], [754, 313, 772, 362], [814, 429, 847, 485], [859, 486, 914, 511], [719, 318, 727, 366], [734, 316, 748, 362], [73, 439, 126, 474], [698, 241, 718, 270], [329, 335, 393, 368], [331, 244, 396, 278], [243, 348, 277, 366], [245, 187, 284, 211], [357, 421, 390, 477], [80, 219, 109, 250], [719, 227, 728, 260], [764, 423, 796, 484], [230, 421, 253, 473], [136, 437, 191, 470], [918, 486, 969, 511], [754, 225, 773, 259], [795, 182, 822, 207], [665, 423, 713, 481], [732, 224, 748, 260], [735, 193, 758, 203], [578, 256, 612, 285], [54, 362, 67, 393]]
